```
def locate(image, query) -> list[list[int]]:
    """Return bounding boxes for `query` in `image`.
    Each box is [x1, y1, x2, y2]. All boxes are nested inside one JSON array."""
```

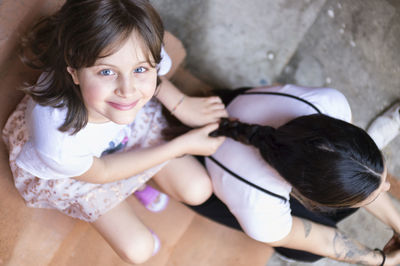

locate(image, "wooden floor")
[[1, 177, 273, 266], [1, 181, 273, 266]]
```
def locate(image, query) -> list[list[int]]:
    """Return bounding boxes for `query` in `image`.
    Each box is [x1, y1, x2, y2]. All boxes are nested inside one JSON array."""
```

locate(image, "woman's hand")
[[173, 96, 228, 127], [374, 233, 400, 265], [172, 123, 225, 156], [385, 249, 400, 265], [384, 232, 400, 254]]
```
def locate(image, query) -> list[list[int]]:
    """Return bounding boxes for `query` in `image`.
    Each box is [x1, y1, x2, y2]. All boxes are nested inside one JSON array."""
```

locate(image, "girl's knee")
[[182, 175, 212, 206], [118, 231, 155, 264]]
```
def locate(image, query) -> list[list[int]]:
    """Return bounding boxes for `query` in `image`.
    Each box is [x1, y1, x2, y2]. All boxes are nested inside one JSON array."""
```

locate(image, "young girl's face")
[[67, 31, 158, 124]]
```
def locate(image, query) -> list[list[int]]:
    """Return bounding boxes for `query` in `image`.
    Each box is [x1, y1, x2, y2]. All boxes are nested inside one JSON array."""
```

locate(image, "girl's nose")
[[115, 77, 136, 97]]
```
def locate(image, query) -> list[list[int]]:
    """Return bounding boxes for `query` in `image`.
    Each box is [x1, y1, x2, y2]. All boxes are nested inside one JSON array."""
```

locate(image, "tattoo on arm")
[[332, 230, 378, 265], [301, 219, 312, 238]]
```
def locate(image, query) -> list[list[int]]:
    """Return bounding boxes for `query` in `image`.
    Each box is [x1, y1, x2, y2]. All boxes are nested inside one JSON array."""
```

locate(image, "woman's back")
[[205, 84, 351, 242]]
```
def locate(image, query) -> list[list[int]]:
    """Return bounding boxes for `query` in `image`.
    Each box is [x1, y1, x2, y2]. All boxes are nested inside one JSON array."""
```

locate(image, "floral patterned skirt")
[[2, 96, 168, 222]]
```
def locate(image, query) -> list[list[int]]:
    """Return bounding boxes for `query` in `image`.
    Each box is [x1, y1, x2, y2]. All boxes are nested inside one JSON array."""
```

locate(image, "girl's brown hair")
[[21, 0, 164, 134]]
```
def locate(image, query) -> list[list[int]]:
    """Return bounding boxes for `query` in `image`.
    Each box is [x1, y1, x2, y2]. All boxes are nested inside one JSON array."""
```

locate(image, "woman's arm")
[[73, 123, 225, 184], [269, 216, 400, 265], [155, 76, 227, 127], [363, 191, 400, 233], [362, 191, 400, 257]]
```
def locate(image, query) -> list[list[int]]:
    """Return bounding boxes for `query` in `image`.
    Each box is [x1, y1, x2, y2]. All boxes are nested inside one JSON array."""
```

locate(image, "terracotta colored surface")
[[168, 214, 272, 266], [171, 67, 214, 96], [0, 1, 274, 265], [388, 173, 400, 201], [0, 0, 63, 64]]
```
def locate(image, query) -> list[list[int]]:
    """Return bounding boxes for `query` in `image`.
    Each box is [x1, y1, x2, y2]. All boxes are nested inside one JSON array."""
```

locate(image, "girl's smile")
[[107, 100, 139, 111], [67, 31, 158, 125]]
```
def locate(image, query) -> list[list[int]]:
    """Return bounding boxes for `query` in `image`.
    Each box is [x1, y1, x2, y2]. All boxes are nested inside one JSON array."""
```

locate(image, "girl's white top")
[[205, 85, 352, 243], [16, 48, 171, 180]]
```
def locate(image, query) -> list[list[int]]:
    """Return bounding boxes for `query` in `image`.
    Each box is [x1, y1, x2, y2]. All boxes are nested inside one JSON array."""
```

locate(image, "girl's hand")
[[173, 123, 225, 156], [173, 96, 228, 127]]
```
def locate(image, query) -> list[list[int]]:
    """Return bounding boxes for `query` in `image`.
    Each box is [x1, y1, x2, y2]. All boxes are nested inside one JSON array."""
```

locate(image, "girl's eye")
[[134, 67, 147, 73], [99, 69, 115, 76]]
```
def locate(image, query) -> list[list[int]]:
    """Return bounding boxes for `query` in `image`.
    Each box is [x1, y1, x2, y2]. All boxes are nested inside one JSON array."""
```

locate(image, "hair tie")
[[374, 248, 386, 266]]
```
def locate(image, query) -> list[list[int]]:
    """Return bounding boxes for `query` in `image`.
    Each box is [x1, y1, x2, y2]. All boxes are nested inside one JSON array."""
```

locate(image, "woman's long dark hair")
[[211, 114, 384, 208], [20, 0, 164, 134]]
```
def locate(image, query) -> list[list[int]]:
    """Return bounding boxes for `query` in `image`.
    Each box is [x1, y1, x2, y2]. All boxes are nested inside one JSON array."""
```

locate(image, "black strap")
[[241, 91, 322, 114], [208, 90, 322, 202], [208, 156, 288, 203]]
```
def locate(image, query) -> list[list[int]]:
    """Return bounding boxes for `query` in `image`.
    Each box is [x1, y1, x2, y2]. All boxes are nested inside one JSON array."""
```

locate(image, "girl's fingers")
[[203, 122, 220, 133], [201, 111, 228, 124], [203, 102, 227, 114], [217, 109, 229, 117], [209, 103, 226, 111], [209, 109, 229, 119], [206, 96, 223, 104], [203, 109, 229, 123], [215, 136, 226, 143]]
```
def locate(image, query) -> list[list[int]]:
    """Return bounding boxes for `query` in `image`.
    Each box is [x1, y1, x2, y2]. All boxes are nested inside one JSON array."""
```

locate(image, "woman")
[[204, 84, 400, 265]]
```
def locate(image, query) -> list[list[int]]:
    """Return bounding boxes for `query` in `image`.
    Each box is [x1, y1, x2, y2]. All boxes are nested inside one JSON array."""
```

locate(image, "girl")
[[2, 0, 226, 264], [204, 85, 400, 265]]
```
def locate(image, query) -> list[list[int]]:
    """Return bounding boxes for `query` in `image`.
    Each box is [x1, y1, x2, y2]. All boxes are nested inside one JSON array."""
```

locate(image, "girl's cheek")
[[81, 80, 108, 99], [82, 87, 101, 104], [139, 75, 157, 97]]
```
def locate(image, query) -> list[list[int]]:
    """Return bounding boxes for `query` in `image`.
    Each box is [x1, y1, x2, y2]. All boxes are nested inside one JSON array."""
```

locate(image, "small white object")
[[151, 232, 161, 255], [367, 101, 400, 149], [267, 51, 275, 60], [326, 77, 332, 84], [328, 9, 335, 18], [284, 65, 293, 74]]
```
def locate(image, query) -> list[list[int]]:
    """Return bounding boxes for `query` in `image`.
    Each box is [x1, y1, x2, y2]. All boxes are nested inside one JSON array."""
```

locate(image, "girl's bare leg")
[[152, 155, 212, 205], [92, 200, 155, 265]]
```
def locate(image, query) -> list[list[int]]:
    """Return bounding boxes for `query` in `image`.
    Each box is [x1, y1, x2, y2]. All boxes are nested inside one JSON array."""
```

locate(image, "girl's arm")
[[155, 76, 228, 127], [73, 123, 225, 184], [269, 216, 400, 265]]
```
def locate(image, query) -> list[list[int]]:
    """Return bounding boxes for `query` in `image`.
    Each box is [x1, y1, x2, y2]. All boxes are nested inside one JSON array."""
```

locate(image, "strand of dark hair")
[[211, 114, 384, 208]]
